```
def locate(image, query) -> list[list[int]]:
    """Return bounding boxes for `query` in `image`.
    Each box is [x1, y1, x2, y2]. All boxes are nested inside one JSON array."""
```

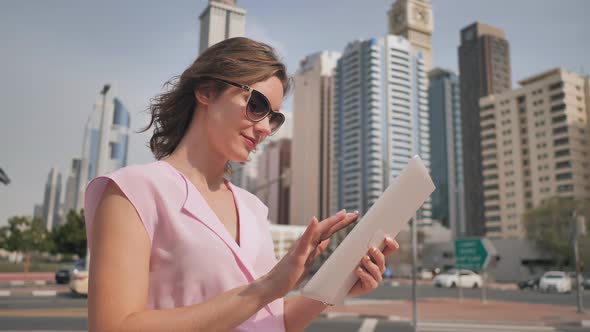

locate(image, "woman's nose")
[[253, 115, 272, 137]]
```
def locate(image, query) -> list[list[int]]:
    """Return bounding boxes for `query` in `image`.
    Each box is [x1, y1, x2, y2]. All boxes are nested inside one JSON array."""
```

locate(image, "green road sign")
[[454, 238, 496, 271]]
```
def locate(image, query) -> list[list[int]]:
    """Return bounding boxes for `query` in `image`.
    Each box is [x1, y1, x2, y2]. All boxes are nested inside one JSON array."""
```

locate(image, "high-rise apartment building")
[[479, 68, 590, 239]]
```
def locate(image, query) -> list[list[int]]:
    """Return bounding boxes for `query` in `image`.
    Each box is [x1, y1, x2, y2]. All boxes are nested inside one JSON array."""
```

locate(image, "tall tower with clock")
[[388, 0, 433, 71]]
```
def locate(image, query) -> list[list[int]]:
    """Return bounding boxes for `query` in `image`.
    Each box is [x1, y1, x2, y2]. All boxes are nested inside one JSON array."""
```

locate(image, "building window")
[[554, 137, 569, 146], [557, 184, 573, 193], [556, 173, 572, 181], [549, 82, 563, 91], [550, 92, 565, 101], [553, 126, 568, 135]]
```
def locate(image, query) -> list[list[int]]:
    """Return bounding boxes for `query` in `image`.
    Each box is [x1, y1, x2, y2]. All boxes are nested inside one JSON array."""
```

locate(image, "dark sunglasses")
[[207, 77, 285, 135]]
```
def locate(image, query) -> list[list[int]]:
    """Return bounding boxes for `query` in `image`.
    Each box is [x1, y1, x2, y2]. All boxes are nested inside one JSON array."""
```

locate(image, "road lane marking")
[[32, 290, 57, 296], [358, 318, 378, 332]]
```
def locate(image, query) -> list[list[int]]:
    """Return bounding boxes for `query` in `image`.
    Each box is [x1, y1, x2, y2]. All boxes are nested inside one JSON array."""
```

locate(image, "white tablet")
[[301, 155, 435, 305]]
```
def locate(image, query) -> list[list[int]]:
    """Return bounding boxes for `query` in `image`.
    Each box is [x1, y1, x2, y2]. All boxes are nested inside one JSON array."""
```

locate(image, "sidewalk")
[[323, 297, 590, 326], [0, 272, 54, 282]]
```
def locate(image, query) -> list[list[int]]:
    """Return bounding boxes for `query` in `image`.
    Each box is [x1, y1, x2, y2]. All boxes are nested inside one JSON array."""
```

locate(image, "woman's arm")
[[89, 180, 359, 332], [284, 296, 327, 332], [283, 237, 400, 332], [88, 181, 277, 332]]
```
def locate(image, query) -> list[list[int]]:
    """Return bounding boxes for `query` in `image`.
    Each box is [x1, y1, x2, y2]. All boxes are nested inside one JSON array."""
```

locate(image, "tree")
[[0, 216, 54, 273], [52, 209, 87, 258], [524, 197, 590, 269]]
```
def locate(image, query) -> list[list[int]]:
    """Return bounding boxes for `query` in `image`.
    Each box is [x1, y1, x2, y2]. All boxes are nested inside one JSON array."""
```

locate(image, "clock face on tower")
[[413, 7, 429, 24]]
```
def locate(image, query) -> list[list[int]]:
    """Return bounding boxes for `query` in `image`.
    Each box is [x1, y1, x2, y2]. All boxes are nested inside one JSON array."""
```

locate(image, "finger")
[[368, 246, 386, 273], [361, 255, 383, 282], [315, 210, 347, 238], [382, 237, 400, 256], [293, 216, 320, 258], [310, 238, 330, 261], [356, 266, 379, 290], [324, 211, 359, 238]]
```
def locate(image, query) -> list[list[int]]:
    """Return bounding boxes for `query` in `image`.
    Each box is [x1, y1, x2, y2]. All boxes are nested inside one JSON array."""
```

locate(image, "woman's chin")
[[229, 149, 251, 163]]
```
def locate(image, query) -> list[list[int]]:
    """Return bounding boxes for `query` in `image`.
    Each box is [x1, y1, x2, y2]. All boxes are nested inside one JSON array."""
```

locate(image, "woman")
[[84, 37, 399, 332]]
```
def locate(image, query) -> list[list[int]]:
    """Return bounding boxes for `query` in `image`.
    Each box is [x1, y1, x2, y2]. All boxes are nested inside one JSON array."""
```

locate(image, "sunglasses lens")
[[246, 89, 285, 135], [246, 90, 270, 121], [269, 112, 285, 135]]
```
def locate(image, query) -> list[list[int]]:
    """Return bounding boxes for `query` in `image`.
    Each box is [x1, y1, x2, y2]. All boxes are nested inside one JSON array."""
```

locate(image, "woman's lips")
[[241, 134, 256, 149]]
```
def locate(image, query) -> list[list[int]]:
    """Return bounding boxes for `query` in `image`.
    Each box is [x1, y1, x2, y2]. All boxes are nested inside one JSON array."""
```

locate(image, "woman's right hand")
[[262, 209, 359, 300]]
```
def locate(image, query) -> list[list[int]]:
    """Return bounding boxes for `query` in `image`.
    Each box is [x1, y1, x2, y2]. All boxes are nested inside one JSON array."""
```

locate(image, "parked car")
[[583, 276, 590, 289], [539, 271, 572, 293], [417, 267, 433, 280], [518, 277, 540, 290], [68, 261, 89, 295], [433, 269, 482, 288], [54, 259, 85, 284]]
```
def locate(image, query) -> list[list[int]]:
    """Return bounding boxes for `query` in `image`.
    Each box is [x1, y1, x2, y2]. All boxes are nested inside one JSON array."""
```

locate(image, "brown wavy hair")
[[141, 37, 291, 161]]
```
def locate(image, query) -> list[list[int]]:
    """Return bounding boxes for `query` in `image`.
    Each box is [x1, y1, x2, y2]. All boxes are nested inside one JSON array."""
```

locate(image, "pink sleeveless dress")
[[84, 160, 285, 331]]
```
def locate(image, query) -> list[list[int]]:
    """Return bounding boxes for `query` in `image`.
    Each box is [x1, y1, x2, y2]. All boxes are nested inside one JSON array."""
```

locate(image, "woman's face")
[[203, 76, 284, 163]]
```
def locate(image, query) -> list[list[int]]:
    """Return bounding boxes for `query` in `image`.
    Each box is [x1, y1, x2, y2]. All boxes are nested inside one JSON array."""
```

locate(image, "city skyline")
[[1, 0, 589, 226]]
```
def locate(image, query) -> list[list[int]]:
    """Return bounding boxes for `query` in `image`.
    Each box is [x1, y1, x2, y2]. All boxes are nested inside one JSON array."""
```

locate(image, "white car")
[[539, 271, 572, 293], [433, 269, 483, 288], [69, 269, 89, 295]]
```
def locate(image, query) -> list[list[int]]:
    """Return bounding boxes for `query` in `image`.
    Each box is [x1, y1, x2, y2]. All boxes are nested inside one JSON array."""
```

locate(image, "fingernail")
[[371, 246, 377, 253], [385, 236, 393, 242], [365, 255, 370, 261], [354, 210, 359, 215], [357, 267, 363, 273], [339, 209, 347, 215]]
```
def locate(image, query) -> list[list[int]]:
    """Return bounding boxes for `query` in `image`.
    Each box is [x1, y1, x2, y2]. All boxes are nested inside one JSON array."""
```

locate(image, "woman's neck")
[[165, 136, 228, 192]]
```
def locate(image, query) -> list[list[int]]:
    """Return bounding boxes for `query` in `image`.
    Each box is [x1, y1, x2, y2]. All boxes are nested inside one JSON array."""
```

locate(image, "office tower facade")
[[290, 51, 341, 226], [333, 36, 431, 221], [428, 68, 465, 238], [199, 0, 246, 54], [479, 68, 590, 239], [78, 96, 130, 211], [42, 167, 62, 231], [458, 22, 511, 236], [256, 138, 291, 225], [388, 0, 433, 71], [63, 158, 82, 215]]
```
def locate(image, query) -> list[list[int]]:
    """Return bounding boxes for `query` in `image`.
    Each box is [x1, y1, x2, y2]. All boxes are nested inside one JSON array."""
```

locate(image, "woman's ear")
[[194, 89, 211, 107]]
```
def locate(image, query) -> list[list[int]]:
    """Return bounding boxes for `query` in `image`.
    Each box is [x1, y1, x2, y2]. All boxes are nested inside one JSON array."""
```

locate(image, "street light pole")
[[411, 213, 418, 331], [572, 210, 585, 313]]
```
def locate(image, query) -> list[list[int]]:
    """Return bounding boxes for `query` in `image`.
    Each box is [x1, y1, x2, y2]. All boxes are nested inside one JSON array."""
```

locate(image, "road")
[[359, 282, 590, 307], [0, 284, 588, 331]]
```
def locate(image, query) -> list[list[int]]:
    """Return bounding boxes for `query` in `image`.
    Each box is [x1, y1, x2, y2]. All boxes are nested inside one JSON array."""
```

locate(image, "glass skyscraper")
[[428, 68, 465, 238], [77, 96, 130, 211], [332, 35, 431, 222]]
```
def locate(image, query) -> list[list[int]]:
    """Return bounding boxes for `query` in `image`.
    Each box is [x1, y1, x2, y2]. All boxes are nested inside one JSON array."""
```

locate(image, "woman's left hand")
[[347, 237, 400, 297]]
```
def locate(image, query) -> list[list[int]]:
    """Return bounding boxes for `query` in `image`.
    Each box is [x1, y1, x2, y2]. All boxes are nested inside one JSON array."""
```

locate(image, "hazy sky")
[[1, 0, 588, 226]]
